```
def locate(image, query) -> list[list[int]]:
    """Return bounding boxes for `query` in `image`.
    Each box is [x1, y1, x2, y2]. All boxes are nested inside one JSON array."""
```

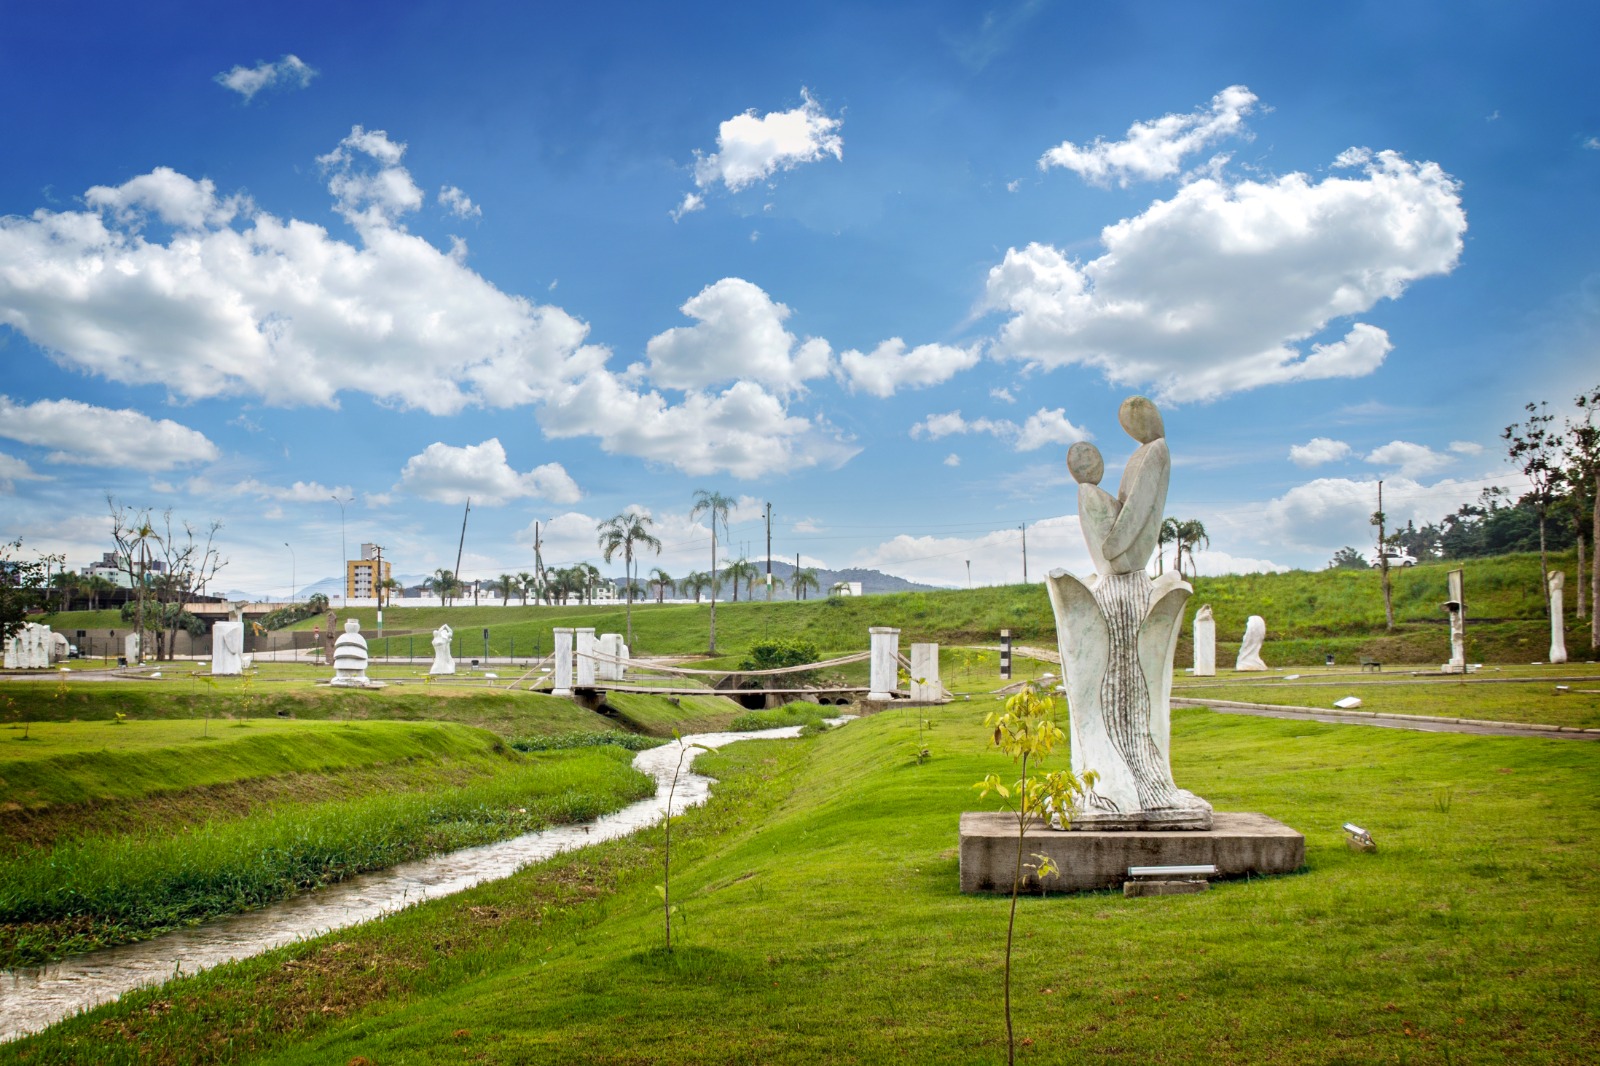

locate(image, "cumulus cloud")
[[1449, 440, 1484, 455], [670, 193, 704, 223], [0, 452, 48, 493], [837, 339, 980, 398], [643, 278, 831, 394], [1040, 85, 1258, 187], [214, 55, 317, 102], [909, 407, 1087, 451], [851, 514, 1088, 587], [0, 396, 218, 470], [986, 149, 1464, 402], [398, 439, 581, 505], [520, 500, 762, 574], [1365, 440, 1451, 477], [227, 478, 354, 503], [678, 88, 842, 212], [944, 453, 961, 467], [1289, 437, 1352, 467], [0, 134, 599, 416], [438, 185, 481, 219], [990, 387, 1016, 403], [1256, 473, 1509, 556]]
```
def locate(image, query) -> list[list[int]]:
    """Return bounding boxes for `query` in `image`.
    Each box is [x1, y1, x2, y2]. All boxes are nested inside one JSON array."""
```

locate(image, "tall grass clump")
[[0, 747, 652, 967]]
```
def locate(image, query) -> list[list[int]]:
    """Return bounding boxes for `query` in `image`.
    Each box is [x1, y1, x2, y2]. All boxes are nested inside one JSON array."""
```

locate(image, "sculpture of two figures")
[[1048, 396, 1213, 830], [430, 624, 456, 675]]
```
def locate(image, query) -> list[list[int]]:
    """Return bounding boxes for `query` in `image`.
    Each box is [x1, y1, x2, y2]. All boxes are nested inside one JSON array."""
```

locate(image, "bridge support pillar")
[[551, 628, 574, 696], [576, 628, 598, 688], [868, 626, 900, 701]]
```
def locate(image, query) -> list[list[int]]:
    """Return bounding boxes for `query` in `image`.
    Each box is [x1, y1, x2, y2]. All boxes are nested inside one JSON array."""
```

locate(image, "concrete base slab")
[[959, 811, 1304, 894], [1123, 879, 1208, 897]]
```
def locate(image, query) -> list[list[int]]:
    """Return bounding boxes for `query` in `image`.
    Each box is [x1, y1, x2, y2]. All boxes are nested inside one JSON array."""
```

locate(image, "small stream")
[[1, 724, 826, 1042]]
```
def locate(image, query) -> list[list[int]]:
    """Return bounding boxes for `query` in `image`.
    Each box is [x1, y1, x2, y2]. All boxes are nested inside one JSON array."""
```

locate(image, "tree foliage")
[[0, 540, 48, 642], [1327, 546, 1368, 570]]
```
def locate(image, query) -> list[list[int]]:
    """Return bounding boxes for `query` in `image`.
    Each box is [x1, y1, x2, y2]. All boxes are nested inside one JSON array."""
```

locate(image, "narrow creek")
[[1, 723, 828, 1042]]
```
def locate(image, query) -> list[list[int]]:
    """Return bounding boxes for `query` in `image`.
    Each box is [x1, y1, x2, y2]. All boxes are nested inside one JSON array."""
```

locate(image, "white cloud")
[[909, 407, 1085, 451], [0, 396, 218, 470], [228, 478, 355, 503], [398, 439, 580, 506], [538, 370, 856, 479], [1585, 136, 1600, 151], [986, 149, 1464, 402], [691, 88, 842, 194], [1449, 440, 1484, 455], [944, 453, 961, 467], [670, 193, 704, 222], [0, 452, 48, 493], [0, 138, 598, 416], [519, 502, 763, 575], [990, 387, 1016, 404], [214, 55, 317, 102], [1014, 407, 1090, 451], [318, 126, 424, 225], [643, 278, 831, 394], [792, 517, 824, 534], [438, 185, 481, 219], [1184, 549, 1289, 577], [1365, 440, 1451, 477], [1006, 180, 1020, 193], [851, 514, 1089, 587], [1258, 473, 1506, 555], [1288, 437, 1352, 467], [1040, 85, 1258, 187], [837, 339, 980, 398]]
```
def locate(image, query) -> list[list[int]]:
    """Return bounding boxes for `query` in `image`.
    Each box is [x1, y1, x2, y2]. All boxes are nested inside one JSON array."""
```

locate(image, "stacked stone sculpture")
[[330, 618, 374, 686], [1193, 605, 1216, 676], [1047, 396, 1212, 830], [1235, 616, 1268, 671]]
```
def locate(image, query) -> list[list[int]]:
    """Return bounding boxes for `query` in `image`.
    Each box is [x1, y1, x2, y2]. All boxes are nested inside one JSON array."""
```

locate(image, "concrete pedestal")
[[868, 626, 899, 701], [576, 628, 598, 687], [909, 642, 941, 701], [959, 811, 1303, 894], [551, 627, 574, 697]]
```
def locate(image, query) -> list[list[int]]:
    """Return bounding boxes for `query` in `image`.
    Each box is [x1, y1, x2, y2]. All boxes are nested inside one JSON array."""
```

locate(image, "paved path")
[[1171, 697, 1600, 740]]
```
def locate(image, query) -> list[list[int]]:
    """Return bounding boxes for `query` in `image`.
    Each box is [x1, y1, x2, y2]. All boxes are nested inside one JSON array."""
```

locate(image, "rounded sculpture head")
[[344, 618, 360, 633], [1119, 395, 1165, 444], [1067, 441, 1105, 485]]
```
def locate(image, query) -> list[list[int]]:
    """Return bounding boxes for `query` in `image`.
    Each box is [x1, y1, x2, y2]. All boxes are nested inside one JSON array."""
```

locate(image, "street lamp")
[[331, 495, 353, 607], [284, 542, 296, 603]]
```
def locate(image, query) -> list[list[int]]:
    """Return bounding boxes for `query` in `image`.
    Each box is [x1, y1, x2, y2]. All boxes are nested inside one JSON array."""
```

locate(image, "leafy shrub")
[[510, 731, 665, 753]]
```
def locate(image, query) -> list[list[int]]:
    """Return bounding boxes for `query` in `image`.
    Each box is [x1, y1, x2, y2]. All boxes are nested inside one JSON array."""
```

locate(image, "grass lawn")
[[13, 702, 1597, 1064], [1173, 663, 1600, 729], [599, 692, 747, 736]]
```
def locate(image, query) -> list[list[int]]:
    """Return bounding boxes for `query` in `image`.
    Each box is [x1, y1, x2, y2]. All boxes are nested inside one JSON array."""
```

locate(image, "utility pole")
[[533, 520, 549, 605], [373, 544, 385, 635], [1373, 481, 1394, 631], [966, 559, 972, 589], [765, 502, 773, 601], [284, 542, 295, 604], [453, 498, 471, 607], [796, 552, 801, 600], [331, 495, 353, 606], [1020, 523, 1028, 584]]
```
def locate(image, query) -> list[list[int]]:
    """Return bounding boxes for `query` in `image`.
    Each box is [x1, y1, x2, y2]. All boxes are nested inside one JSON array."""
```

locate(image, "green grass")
[[0, 719, 512, 811], [727, 701, 835, 731], [0, 743, 653, 968], [12, 703, 1598, 1064], [599, 692, 747, 736]]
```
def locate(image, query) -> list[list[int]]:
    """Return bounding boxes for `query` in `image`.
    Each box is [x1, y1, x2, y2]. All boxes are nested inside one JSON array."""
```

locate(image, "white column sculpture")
[[211, 620, 245, 675], [868, 626, 900, 700], [598, 633, 623, 681], [124, 633, 144, 664], [1046, 396, 1212, 830], [551, 627, 574, 696], [1235, 616, 1268, 671], [330, 618, 373, 686], [1193, 605, 1216, 676], [576, 627, 598, 687], [429, 624, 456, 675], [909, 642, 941, 701], [1549, 571, 1567, 665]]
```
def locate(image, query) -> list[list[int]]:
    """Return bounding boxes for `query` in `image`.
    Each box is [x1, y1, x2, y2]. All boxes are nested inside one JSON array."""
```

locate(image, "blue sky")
[[2, 1, 1596, 598]]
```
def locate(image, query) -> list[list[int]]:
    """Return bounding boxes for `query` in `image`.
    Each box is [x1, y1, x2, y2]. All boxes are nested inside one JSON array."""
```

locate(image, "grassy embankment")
[[9, 702, 1596, 1064], [0, 712, 658, 967]]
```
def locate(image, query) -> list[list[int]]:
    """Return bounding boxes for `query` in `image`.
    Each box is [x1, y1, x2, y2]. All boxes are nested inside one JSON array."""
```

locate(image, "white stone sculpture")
[[5, 623, 51, 669], [429, 624, 456, 675], [1193, 605, 1216, 676], [551, 627, 574, 696], [124, 633, 145, 664], [910, 642, 941, 701], [868, 626, 900, 700], [211, 620, 245, 676], [1549, 571, 1567, 665], [1236, 616, 1268, 671], [1046, 396, 1212, 830], [598, 633, 624, 682], [575, 628, 598, 687], [330, 618, 374, 686]]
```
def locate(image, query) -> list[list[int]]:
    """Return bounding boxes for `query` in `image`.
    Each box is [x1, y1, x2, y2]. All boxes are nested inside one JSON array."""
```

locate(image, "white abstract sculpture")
[[598, 633, 624, 682], [868, 626, 900, 700], [1236, 616, 1268, 671], [551, 627, 574, 696], [910, 642, 941, 701], [5, 623, 53, 669], [211, 620, 245, 676], [1549, 571, 1567, 665], [429, 624, 456, 675], [124, 633, 144, 664], [330, 618, 373, 686], [1046, 396, 1211, 830], [1193, 605, 1216, 676]]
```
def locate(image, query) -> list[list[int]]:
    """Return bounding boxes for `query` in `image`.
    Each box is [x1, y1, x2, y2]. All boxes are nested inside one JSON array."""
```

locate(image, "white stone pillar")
[[598, 633, 622, 681], [551, 628, 574, 696], [1550, 572, 1567, 665], [868, 626, 900, 701], [576, 627, 598, 687], [1193, 605, 1216, 676], [909, 642, 940, 701], [125, 633, 144, 664]]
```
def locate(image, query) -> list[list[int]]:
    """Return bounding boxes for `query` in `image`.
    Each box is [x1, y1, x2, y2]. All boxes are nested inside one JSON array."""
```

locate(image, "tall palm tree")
[[378, 575, 400, 607], [598, 511, 663, 644], [680, 570, 711, 603], [1158, 517, 1183, 575], [424, 568, 458, 606], [791, 567, 820, 601], [724, 558, 757, 603], [496, 573, 517, 605], [829, 581, 851, 597], [690, 490, 734, 653], [1177, 519, 1210, 578], [649, 567, 674, 604], [516, 571, 536, 606]]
